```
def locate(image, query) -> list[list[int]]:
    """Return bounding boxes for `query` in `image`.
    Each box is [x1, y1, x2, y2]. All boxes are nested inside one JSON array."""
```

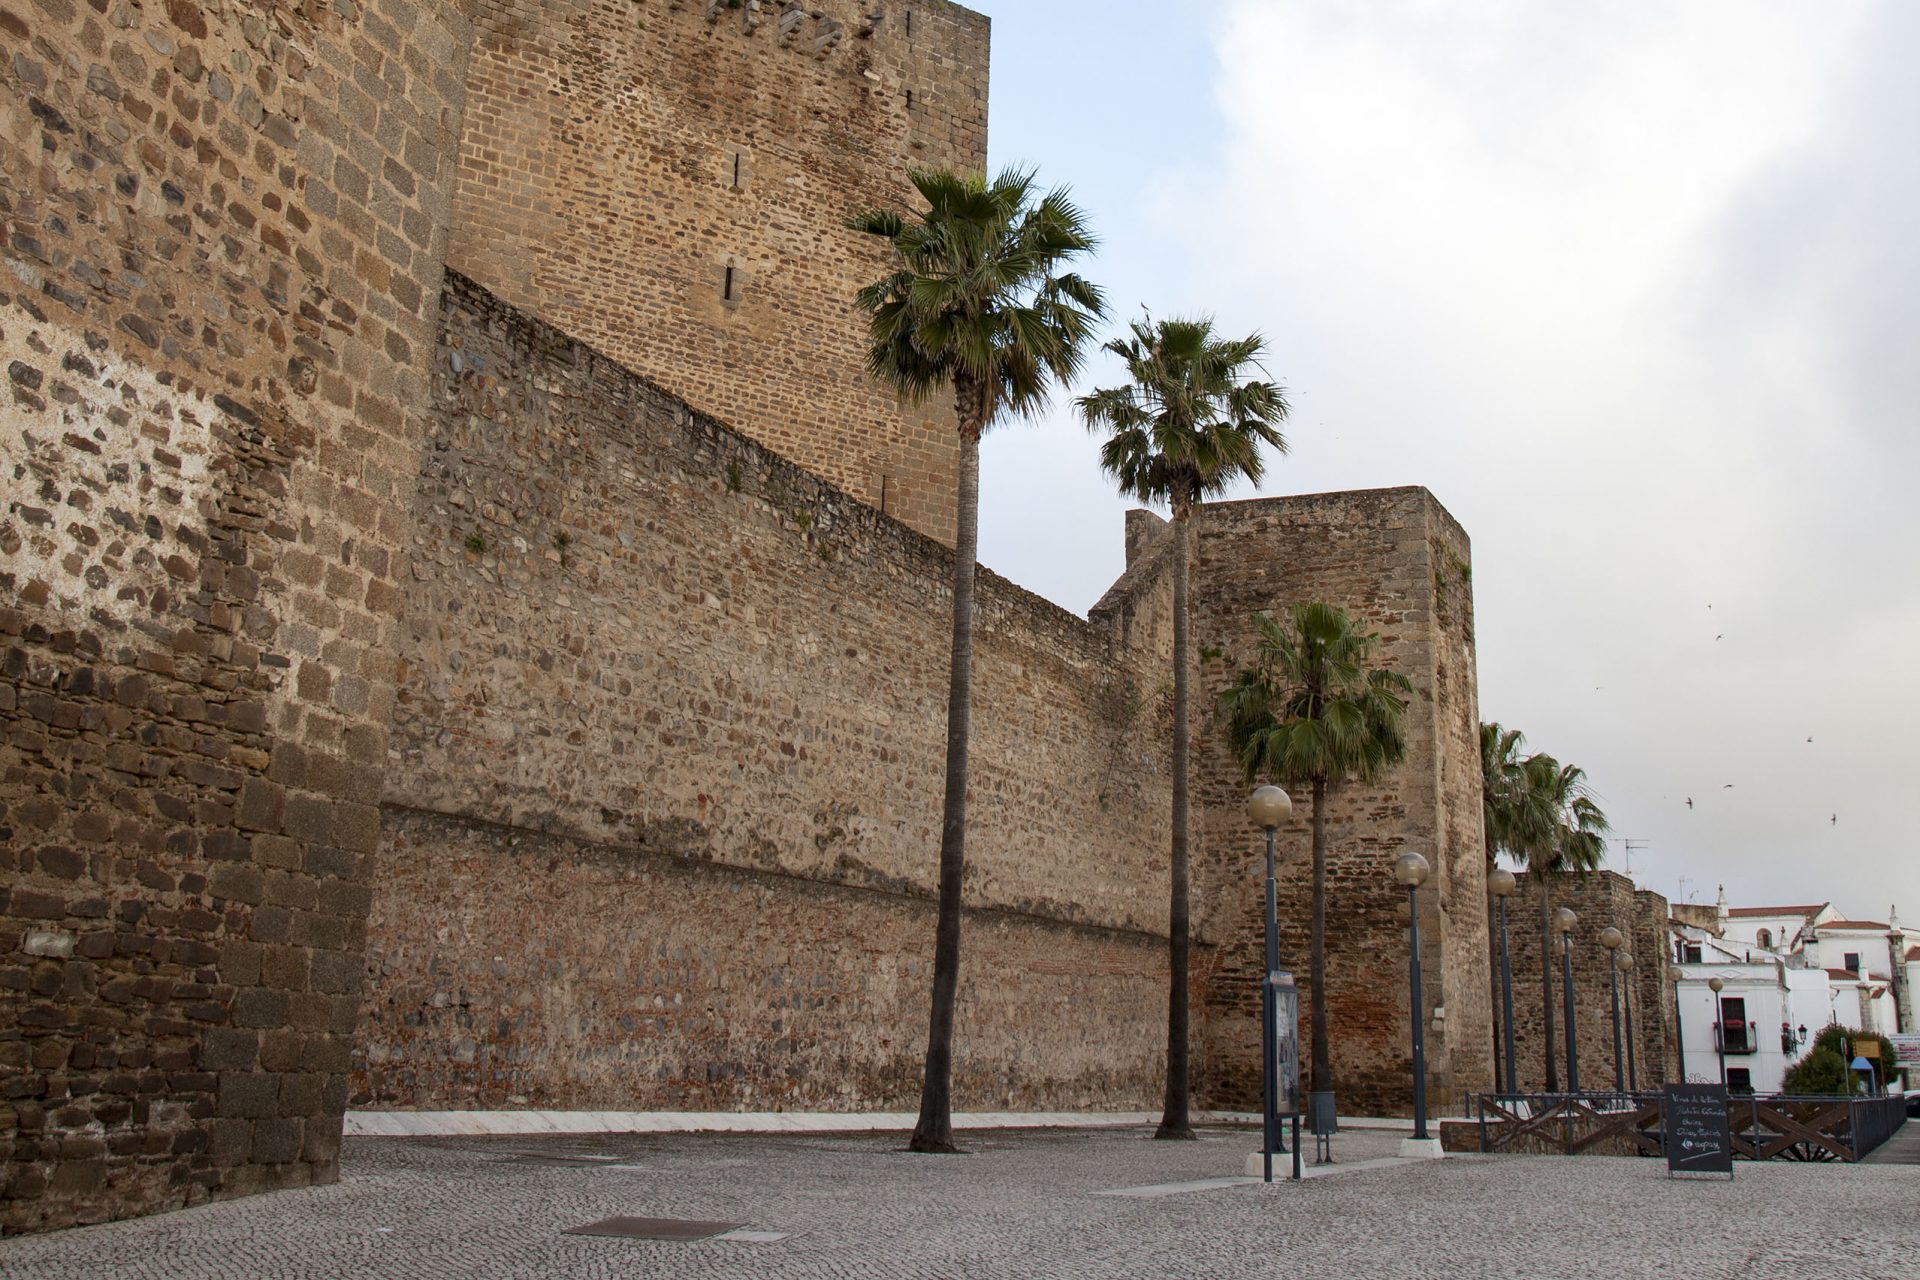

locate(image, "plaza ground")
[[0, 1124, 1912, 1278]]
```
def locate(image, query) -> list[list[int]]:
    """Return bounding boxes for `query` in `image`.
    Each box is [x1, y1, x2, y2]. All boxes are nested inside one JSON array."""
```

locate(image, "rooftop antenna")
[[1610, 837, 1649, 877], [1677, 875, 1693, 905]]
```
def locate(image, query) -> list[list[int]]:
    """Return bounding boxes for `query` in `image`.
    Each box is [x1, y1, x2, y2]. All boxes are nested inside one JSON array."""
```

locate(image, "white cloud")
[[984, 0, 1920, 914]]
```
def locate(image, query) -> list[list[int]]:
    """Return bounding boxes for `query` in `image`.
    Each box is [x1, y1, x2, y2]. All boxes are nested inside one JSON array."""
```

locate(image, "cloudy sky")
[[962, 0, 1919, 921]]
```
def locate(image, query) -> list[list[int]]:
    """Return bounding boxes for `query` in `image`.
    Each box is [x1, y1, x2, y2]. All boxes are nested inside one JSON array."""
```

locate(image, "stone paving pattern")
[[1, 1127, 1914, 1279]]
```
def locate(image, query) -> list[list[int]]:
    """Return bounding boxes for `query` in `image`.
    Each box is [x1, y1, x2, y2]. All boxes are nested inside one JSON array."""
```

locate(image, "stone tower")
[[446, 0, 989, 545]]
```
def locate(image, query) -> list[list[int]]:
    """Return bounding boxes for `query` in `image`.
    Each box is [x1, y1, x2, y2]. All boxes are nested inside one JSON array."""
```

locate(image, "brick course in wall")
[[1, 0, 469, 1233], [446, 0, 985, 546]]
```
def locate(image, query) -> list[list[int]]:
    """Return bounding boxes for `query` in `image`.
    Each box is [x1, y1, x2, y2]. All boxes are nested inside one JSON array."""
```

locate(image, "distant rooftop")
[[1726, 904, 1825, 918], [1823, 920, 1891, 931]]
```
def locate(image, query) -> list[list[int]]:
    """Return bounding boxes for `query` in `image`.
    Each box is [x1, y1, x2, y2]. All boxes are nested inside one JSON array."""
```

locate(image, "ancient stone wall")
[[1503, 872, 1675, 1093], [446, 0, 986, 546], [1, 0, 470, 1232], [1185, 489, 1495, 1117], [354, 272, 1173, 1109]]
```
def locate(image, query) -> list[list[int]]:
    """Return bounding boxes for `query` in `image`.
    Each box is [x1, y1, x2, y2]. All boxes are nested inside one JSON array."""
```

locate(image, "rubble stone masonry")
[[1504, 871, 1676, 1094], [1, 0, 470, 1233], [355, 272, 1173, 1112], [1185, 490, 1496, 1117], [446, 0, 986, 545]]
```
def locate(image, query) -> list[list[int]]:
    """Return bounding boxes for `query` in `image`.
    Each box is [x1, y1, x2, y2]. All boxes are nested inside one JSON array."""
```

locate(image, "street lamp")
[[1707, 976, 1726, 1085], [1395, 852, 1433, 1142], [1555, 907, 1580, 1094], [1671, 968, 1688, 1083], [1599, 925, 1625, 1093], [1246, 784, 1299, 1182], [1488, 868, 1518, 1096], [1617, 950, 1637, 1091]]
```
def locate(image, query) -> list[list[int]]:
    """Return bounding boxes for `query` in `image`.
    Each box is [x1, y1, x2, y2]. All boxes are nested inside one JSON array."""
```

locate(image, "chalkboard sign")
[[1665, 1083, 1733, 1177]]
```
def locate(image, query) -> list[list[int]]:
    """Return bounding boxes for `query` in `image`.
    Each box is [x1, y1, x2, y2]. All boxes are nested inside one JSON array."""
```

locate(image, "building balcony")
[[1714, 1021, 1758, 1055]]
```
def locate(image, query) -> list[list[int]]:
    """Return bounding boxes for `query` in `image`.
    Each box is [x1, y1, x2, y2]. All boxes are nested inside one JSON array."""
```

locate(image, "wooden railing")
[[1474, 1092, 1907, 1162]]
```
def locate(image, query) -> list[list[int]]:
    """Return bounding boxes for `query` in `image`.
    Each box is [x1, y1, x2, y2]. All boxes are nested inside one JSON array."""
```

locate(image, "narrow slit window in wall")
[[723, 265, 737, 302], [905, 89, 913, 110], [905, 10, 913, 37], [731, 152, 742, 190]]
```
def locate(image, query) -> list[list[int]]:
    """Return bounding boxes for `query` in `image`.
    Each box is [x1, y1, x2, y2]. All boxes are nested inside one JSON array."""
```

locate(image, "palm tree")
[[1479, 721, 1527, 1090], [1508, 752, 1609, 1092], [1220, 602, 1412, 1111], [1479, 722, 1527, 868], [1079, 315, 1288, 1140], [849, 167, 1104, 1153]]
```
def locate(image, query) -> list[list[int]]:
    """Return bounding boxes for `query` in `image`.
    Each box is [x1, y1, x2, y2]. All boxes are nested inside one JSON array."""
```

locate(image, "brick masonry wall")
[[445, 0, 986, 546], [1503, 871, 1675, 1093], [1186, 489, 1495, 1118], [1, 0, 469, 1233], [354, 272, 1173, 1108]]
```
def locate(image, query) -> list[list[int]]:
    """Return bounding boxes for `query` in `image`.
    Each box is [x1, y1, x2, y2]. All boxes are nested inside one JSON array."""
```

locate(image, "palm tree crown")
[[849, 166, 1105, 435], [1510, 754, 1609, 876], [1223, 604, 1412, 788], [1078, 315, 1288, 515], [1480, 721, 1528, 862]]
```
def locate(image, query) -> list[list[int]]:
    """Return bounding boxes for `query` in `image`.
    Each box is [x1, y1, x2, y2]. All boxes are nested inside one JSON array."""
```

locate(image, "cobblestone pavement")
[[1, 1125, 1913, 1279]]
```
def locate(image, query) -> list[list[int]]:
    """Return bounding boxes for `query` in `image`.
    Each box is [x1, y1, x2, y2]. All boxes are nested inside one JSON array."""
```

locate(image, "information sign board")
[[1268, 971, 1301, 1120], [1889, 1034, 1920, 1069], [1664, 1083, 1733, 1177]]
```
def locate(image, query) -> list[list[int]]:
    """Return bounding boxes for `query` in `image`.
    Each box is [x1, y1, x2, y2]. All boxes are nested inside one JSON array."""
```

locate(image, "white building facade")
[[1670, 892, 1915, 1092]]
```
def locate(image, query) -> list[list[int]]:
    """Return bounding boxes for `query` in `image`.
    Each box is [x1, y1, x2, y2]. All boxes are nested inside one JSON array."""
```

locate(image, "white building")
[[1670, 891, 1916, 1092]]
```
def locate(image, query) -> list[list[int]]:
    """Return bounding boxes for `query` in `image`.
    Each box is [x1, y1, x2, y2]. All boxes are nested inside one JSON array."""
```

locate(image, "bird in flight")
[[1685, 797, 1694, 809], [1722, 783, 1735, 789], [1806, 736, 1813, 743], [1716, 634, 1724, 641], [1831, 814, 1837, 825]]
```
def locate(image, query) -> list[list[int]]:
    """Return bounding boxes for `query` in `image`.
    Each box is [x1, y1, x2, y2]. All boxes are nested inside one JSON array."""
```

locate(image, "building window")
[[1844, 952, 1861, 973], [1682, 943, 1702, 964], [1756, 929, 1771, 949], [1717, 997, 1754, 1054], [1726, 1067, 1753, 1094]]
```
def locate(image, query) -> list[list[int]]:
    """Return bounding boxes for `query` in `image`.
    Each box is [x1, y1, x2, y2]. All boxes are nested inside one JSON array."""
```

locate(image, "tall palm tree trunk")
[[1156, 507, 1195, 1139], [911, 409, 981, 1154], [1538, 876, 1559, 1093], [1309, 776, 1331, 1095]]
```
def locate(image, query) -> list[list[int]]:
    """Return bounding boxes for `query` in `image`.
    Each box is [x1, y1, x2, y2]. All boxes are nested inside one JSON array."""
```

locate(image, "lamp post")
[[1707, 976, 1726, 1085], [1246, 784, 1298, 1182], [1617, 950, 1637, 1091], [1489, 868, 1518, 1096], [1599, 926, 1625, 1092], [1555, 907, 1580, 1094], [1671, 969, 1688, 1083], [1395, 852, 1433, 1141]]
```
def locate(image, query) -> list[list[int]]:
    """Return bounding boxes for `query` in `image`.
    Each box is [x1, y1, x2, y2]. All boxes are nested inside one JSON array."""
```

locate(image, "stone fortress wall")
[[355, 271, 1175, 1112], [3, 0, 1503, 1236], [1, 0, 472, 1232], [1503, 871, 1677, 1094]]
